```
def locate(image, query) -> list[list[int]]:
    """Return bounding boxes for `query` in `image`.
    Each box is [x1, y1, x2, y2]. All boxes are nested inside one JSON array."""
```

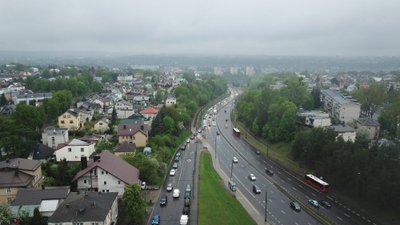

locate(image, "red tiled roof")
[[72, 150, 140, 184], [140, 107, 158, 115]]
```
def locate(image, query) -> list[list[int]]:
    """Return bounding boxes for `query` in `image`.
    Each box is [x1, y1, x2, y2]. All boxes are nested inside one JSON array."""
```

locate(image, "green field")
[[198, 151, 256, 225]]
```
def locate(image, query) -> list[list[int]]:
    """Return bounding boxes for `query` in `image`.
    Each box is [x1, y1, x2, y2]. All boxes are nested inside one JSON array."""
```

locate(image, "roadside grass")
[[198, 151, 256, 225]]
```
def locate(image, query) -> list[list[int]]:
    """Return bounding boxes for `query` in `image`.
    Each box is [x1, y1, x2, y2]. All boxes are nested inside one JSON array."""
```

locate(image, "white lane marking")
[[344, 213, 350, 218], [292, 187, 297, 191], [308, 222, 312, 225], [280, 210, 286, 214], [311, 192, 317, 197], [337, 216, 343, 221], [287, 177, 292, 181], [298, 184, 303, 188]]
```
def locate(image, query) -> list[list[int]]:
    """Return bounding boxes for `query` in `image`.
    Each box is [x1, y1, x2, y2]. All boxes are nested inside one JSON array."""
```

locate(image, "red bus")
[[304, 174, 329, 192], [233, 128, 240, 137]]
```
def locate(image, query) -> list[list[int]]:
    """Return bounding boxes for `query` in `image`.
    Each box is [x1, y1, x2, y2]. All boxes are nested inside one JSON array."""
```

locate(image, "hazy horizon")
[[1, 0, 400, 57]]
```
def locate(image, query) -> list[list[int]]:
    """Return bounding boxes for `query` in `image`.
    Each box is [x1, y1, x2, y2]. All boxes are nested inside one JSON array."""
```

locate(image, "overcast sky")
[[1, 0, 399, 56]]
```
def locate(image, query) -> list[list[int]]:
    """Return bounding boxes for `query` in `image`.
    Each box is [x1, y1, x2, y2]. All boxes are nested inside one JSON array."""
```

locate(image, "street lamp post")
[[230, 160, 234, 180]]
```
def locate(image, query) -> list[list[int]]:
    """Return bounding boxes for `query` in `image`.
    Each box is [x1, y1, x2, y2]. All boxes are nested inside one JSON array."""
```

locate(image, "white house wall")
[[55, 144, 95, 162]]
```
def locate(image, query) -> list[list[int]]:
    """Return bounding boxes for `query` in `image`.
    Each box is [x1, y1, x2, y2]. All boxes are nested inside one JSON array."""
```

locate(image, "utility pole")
[[265, 191, 268, 224], [214, 132, 217, 159]]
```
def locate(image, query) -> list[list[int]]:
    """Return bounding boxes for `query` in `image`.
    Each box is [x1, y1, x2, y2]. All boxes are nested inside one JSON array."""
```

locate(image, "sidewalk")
[[198, 136, 270, 225]]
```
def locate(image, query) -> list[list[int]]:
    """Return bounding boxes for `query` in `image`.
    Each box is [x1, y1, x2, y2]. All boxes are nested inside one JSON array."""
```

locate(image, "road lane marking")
[[344, 213, 350, 218], [280, 210, 286, 214], [336, 216, 343, 221]]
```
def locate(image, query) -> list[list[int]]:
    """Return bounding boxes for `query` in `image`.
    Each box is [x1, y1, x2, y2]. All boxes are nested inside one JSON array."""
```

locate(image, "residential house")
[[10, 187, 70, 217], [78, 108, 94, 127], [166, 96, 176, 107], [12, 92, 52, 106], [30, 143, 55, 162], [139, 107, 159, 121], [93, 118, 110, 133], [58, 110, 81, 131], [356, 117, 380, 140], [330, 124, 356, 142], [55, 139, 96, 162], [133, 95, 150, 106], [0, 158, 42, 204], [73, 150, 140, 196], [48, 192, 118, 225], [114, 142, 136, 157], [320, 89, 361, 123], [113, 100, 134, 119], [117, 122, 149, 147], [42, 127, 69, 149], [298, 111, 331, 128]]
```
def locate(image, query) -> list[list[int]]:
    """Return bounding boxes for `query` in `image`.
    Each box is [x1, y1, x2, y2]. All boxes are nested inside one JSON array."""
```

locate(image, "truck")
[[180, 215, 189, 225]]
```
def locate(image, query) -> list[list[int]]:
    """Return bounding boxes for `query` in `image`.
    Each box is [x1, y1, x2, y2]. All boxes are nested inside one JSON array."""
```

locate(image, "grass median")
[[198, 151, 256, 225]]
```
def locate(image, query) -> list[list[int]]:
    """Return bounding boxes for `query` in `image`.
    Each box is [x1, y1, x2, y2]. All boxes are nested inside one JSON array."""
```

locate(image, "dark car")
[[174, 156, 180, 162], [256, 150, 261, 155], [159, 195, 168, 206], [290, 201, 301, 212], [173, 162, 178, 169], [151, 214, 160, 225], [181, 145, 186, 151], [176, 152, 181, 157], [184, 197, 190, 207], [182, 206, 190, 215], [184, 191, 191, 199], [320, 200, 331, 208], [252, 185, 261, 194], [265, 169, 274, 176]]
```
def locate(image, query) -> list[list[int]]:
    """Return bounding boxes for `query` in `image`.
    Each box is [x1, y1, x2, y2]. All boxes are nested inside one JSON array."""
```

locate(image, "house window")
[[73, 223, 83, 225], [61, 120, 65, 124], [99, 122, 103, 125], [102, 190, 105, 192], [118, 181, 121, 184], [6, 188, 11, 193], [101, 171, 104, 175], [69, 120, 73, 124], [92, 223, 99, 225], [84, 180, 87, 184], [7, 198, 12, 203], [68, 148, 72, 152], [63, 115, 66, 118], [106, 189, 109, 192], [81, 148, 84, 152], [104, 181, 107, 185], [55, 223, 63, 225]]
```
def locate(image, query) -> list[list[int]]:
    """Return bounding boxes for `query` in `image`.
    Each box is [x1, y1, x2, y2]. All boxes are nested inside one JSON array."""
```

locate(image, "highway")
[[206, 90, 382, 225], [148, 137, 200, 225]]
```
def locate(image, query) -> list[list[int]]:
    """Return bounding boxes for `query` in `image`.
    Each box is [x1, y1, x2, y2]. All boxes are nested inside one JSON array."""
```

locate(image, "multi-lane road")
[[148, 89, 383, 225], [206, 91, 382, 225]]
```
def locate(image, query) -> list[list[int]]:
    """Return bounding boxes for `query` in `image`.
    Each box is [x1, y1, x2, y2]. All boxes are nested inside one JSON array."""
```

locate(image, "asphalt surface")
[[206, 90, 382, 225], [148, 137, 200, 225]]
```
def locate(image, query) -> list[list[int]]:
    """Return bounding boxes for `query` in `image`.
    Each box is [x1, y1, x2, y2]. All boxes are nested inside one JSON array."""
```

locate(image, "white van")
[[180, 215, 189, 225]]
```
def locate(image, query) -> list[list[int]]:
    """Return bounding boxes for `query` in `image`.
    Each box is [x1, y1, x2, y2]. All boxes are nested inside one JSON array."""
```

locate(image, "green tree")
[[352, 83, 386, 118], [0, 204, 12, 225], [163, 116, 175, 134], [12, 104, 45, 131], [122, 184, 146, 225], [31, 207, 47, 225], [111, 106, 117, 125], [0, 94, 7, 107]]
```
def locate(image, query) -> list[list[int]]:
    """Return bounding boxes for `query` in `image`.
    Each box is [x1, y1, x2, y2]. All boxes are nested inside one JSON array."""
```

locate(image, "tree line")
[[236, 73, 400, 210]]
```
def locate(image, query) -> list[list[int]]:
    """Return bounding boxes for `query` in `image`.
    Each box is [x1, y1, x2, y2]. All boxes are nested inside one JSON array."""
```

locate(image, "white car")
[[173, 188, 180, 198], [249, 173, 256, 181], [140, 181, 146, 190], [170, 169, 176, 176], [232, 157, 238, 163]]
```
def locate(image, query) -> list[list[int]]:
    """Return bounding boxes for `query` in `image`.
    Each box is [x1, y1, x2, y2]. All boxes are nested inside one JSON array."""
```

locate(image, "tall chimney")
[[81, 156, 87, 170]]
